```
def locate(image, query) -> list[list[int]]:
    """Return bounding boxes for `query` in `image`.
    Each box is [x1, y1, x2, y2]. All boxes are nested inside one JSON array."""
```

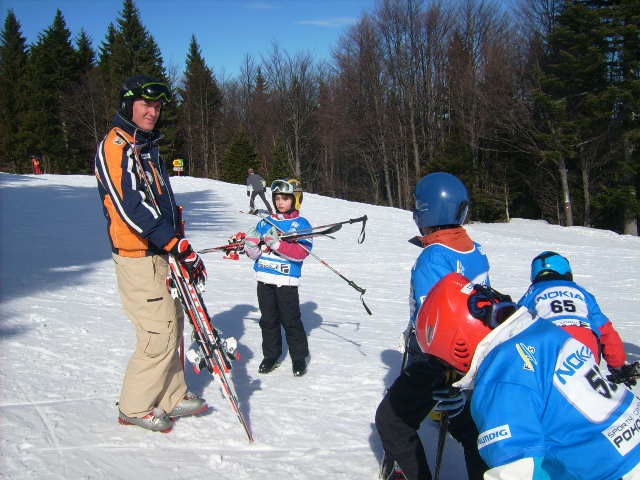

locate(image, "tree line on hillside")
[[0, 0, 638, 234]]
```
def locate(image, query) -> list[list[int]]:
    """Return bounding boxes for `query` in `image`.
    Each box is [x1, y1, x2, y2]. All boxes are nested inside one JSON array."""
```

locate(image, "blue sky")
[[2, 0, 377, 79]]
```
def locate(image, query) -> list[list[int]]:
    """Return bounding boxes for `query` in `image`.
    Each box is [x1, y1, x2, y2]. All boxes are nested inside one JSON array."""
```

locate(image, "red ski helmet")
[[416, 273, 516, 372]]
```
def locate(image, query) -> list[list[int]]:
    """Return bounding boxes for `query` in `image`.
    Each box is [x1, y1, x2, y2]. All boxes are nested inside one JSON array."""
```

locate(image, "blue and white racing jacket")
[[518, 279, 610, 335], [409, 239, 490, 327], [252, 213, 312, 287], [455, 308, 640, 480]]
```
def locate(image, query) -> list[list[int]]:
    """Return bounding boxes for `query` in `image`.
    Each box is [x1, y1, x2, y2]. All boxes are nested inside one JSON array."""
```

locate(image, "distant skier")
[[243, 178, 312, 376], [417, 272, 640, 480], [95, 75, 207, 432], [375, 172, 489, 480], [31, 155, 43, 174], [246, 168, 273, 214], [518, 250, 627, 371]]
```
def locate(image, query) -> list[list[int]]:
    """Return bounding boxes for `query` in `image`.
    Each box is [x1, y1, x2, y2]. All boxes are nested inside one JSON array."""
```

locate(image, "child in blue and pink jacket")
[[243, 178, 313, 377]]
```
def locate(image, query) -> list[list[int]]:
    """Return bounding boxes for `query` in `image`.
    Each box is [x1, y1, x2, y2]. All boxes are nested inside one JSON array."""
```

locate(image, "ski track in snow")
[[1, 173, 639, 479]]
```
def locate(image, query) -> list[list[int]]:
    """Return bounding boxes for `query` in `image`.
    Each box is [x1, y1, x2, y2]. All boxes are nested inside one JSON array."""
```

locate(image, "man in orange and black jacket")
[[95, 75, 207, 432]]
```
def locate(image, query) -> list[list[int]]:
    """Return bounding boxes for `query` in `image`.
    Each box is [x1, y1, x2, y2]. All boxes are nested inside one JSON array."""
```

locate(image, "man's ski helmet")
[[271, 178, 303, 211], [530, 251, 573, 282], [416, 273, 516, 372], [119, 74, 172, 123], [413, 172, 469, 229]]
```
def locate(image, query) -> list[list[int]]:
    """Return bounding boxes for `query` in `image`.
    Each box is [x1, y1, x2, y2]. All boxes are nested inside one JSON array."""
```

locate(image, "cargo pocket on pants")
[[142, 328, 172, 358]]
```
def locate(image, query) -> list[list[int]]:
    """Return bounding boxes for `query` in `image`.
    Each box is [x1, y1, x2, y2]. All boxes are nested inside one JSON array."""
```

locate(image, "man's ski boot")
[[118, 408, 173, 433], [168, 392, 208, 418]]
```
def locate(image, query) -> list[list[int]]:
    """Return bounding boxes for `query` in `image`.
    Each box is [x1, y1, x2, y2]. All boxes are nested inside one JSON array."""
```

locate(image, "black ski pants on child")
[[375, 347, 487, 480], [257, 282, 309, 362]]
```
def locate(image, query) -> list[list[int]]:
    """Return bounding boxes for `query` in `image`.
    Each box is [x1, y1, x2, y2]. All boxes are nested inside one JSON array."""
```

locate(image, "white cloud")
[[296, 16, 357, 28]]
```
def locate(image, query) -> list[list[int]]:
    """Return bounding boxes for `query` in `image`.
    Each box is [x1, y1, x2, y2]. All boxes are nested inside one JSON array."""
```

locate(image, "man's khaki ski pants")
[[113, 253, 187, 417]]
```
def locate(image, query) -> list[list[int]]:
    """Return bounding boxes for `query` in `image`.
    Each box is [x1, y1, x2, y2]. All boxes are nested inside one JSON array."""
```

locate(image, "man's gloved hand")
[[264, 226, 281, 250], [432, 387, 468, 418], [246, 191, 250, 197], [170, 238, 207, 286]]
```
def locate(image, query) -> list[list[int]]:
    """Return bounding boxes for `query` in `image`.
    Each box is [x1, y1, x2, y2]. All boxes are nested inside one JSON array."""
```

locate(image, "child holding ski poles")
[[243, 178, 313, 377]]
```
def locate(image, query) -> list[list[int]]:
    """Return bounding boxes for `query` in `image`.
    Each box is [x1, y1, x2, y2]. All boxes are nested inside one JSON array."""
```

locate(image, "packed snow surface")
[[1, 173, 639, 479]]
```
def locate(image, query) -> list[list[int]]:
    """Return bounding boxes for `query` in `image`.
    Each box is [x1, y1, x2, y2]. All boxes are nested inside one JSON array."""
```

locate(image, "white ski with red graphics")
[[279, 223, 342, 242], [167, 256, 254, 442], [198, 224, 343, 256]]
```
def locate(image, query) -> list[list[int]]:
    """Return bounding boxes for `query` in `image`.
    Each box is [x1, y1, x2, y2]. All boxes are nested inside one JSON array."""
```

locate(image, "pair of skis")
[[197, 216, 365, 255], [168, 256, 254, 442]]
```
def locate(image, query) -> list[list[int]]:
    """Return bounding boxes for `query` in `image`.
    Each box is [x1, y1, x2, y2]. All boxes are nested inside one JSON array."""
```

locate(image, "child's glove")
[[608, 362, 640, 388], [431, 387, 468, 418], [244, 228, 262, 260], [264, 226, 281, 250], [244, 228, 260, 248]]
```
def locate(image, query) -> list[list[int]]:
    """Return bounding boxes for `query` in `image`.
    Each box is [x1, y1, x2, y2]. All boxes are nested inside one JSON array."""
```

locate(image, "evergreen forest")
[[1, 0, 638, 234]]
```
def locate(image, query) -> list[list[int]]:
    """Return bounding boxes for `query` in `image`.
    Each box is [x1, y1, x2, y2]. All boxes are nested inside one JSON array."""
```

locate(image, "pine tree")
[[594, 0, 640, 235], [23, 9, 81, 173], [248, 67, 274, 173], [222, 128, 259, 184], [269, 139, 291, 181], [76, 30, 95, 73], [108, 0, 165, 82], [62, 30, 101, 172], [97, 0, 175, 166], [534, 1, 611, 227], [98, 1, 166, 116], [179, 35, 222, 178], [0, 10, 28, 172]]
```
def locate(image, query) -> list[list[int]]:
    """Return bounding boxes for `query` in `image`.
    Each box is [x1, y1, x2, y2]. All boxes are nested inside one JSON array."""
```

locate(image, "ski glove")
[[170, 238, 207, 286], [264, 226, 281, 250], [432, 386, 468, 418], [608, 362, 639, 388], [244, 228, 262, 260]]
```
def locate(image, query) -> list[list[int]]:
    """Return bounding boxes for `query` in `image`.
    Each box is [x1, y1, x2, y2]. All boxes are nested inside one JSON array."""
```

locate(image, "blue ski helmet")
[[530, 251, 573, 282], [413, 172, 469, 229]]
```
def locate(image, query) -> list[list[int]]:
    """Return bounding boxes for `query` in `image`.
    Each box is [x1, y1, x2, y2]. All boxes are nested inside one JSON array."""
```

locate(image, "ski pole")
[[288, 215, 368, 244], [199, 223, 341, 255], [258, 213, 372, 315], [198, 242, 245, 254], [433, 413, 448, 480]]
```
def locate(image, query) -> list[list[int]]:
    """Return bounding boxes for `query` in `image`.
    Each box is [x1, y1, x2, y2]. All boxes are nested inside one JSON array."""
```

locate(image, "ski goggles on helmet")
[[468, 284, 516, 328], [123, 82, 172, 103], [271, 179, 300, 194]]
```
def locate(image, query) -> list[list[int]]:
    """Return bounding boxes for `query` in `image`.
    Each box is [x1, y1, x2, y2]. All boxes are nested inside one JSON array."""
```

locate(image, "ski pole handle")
[[348, 215, 367, 224], [198, 241, 245, 254], [343, 215, 367, 243]]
